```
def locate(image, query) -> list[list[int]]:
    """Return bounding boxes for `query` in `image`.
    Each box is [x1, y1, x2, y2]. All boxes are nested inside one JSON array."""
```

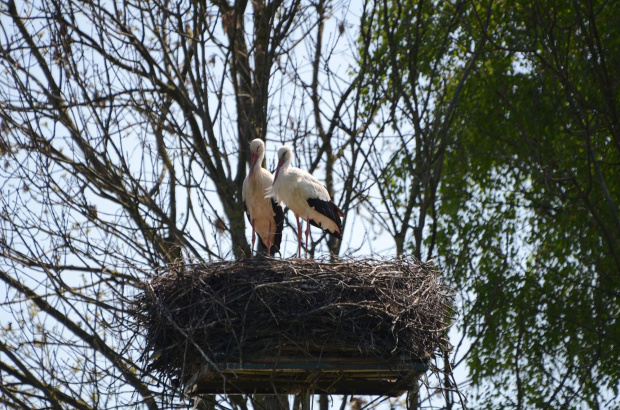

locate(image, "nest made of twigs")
[[133, 257, 454, 386]]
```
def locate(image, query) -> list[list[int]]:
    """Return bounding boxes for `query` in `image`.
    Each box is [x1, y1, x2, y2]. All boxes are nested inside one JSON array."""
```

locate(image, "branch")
[[0, 268, 160, 410]]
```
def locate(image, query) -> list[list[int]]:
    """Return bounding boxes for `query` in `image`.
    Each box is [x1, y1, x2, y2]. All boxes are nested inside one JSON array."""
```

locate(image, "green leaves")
[[437, 0, 620, 406], [361, 0, 620, 406]]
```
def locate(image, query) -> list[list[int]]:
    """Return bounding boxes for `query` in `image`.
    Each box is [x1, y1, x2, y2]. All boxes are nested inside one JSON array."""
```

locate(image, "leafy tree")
[[440, 0, 620, 407], [361, 0, 619, 408]]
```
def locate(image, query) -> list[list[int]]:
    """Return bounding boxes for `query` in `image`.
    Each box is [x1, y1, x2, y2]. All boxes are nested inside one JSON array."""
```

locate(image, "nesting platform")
[[133, 258, 452, 397], [190, 355, 428, 396]]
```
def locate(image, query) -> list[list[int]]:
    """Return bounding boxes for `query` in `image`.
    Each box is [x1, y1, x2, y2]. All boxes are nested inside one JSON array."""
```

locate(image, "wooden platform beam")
[[188, 356, 429, 396]]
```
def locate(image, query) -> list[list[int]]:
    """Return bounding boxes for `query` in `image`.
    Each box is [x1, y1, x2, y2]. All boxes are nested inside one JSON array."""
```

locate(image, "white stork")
[[242, 139, 284, 256], [266, 145, 344, 258]]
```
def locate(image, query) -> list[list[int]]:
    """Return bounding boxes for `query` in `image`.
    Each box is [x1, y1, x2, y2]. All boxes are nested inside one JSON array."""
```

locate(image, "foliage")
[[437, 0, 620, 407], [360, 0, 620, 408]]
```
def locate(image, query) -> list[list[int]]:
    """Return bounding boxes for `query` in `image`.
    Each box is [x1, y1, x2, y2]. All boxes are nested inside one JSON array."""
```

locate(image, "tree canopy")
[[443, 0, 619, 406], [360, 0, 619, 407]]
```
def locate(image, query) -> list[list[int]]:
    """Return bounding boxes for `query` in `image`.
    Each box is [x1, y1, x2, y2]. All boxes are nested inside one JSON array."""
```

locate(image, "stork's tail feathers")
[[306, 198, 344, 238]]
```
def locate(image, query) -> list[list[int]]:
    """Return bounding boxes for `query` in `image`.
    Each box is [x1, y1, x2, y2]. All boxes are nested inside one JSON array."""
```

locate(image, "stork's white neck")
[[280, 156, 292, 171]]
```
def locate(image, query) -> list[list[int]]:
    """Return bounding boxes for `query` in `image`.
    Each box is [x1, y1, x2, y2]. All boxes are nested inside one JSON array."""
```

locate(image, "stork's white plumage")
[[266, 145, 344, 258], [242, 139, 284, 256]]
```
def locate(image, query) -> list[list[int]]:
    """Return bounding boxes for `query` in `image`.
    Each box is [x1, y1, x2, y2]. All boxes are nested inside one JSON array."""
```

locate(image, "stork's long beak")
[[248, 153, 258, 177], [272, 160, 283, 184]]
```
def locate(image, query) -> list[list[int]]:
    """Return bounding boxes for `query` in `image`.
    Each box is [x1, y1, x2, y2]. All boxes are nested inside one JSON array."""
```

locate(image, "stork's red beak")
[[273, 160, 283, 184], [248, 153, 258, 177]]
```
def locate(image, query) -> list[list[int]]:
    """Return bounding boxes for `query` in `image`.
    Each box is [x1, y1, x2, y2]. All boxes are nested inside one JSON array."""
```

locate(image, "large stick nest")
[[133, 257, 454, 385]]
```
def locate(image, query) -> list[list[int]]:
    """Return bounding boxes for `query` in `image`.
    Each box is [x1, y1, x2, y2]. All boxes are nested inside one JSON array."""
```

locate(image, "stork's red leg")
[[296, 216, 302, 258], [267, 220, 273, 257], [305, 212, 310, 259], [251, 219, 256, 258]]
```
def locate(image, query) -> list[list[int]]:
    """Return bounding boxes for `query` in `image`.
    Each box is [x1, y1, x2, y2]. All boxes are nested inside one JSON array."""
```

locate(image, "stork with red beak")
[[266, 145, 344, 258], [242, 139, 284, 256]]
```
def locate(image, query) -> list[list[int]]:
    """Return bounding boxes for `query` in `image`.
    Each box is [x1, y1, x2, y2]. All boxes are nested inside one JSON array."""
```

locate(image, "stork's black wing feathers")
[[306, 198, 343, 239], [270, 199, 285, 254]]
